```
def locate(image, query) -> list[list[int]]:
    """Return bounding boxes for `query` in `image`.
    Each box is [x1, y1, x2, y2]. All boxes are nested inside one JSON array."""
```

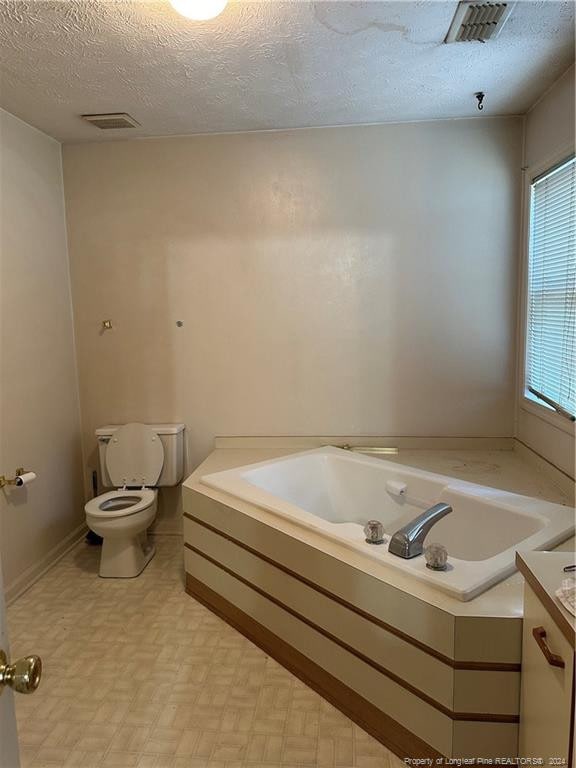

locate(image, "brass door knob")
[[0, 649, 42, 694]]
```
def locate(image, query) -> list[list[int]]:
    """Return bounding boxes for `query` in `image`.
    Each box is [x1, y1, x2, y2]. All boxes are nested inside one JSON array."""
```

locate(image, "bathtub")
[[201, 447, 574, 600]]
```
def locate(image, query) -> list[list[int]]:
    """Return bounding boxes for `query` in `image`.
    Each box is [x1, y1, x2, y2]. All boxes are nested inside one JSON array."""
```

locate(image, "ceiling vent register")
[[445, 1, 514, 43], [81, 113, 140, 130]]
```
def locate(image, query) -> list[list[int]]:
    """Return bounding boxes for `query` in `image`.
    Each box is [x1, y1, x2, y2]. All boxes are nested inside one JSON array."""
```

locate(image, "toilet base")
[[99, 534, 156, 578]]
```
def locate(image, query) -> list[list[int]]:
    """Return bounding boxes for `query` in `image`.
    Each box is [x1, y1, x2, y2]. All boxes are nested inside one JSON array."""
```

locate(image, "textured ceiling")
[[0, 0, 574, 142]]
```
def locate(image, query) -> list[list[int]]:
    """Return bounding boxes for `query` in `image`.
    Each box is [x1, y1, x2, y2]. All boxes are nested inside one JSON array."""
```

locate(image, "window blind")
[[526, 155, 576, 420]]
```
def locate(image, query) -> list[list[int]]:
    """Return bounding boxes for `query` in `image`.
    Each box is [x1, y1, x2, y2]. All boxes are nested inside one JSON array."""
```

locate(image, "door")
[[0, 546, 41, 768], [0, 547, 20, 768]]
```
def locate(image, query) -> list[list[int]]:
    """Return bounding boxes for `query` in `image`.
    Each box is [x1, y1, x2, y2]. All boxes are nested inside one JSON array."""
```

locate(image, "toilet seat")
[[85, 488, 157, 519]]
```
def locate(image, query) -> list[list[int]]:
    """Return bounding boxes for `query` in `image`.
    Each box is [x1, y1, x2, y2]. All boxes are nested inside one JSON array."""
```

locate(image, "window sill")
[[520, 394, 576, 436]]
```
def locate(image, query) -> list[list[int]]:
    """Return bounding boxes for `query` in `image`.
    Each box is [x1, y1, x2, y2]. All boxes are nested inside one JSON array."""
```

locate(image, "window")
[[525, 155, 576, 422]]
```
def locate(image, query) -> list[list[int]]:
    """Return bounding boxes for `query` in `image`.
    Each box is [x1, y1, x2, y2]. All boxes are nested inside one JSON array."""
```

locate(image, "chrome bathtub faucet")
[[388, 502, 452, 559]]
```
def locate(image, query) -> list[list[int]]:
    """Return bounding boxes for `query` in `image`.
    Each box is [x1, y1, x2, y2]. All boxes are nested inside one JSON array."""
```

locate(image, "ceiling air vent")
[[81, 113, 140, 130], [445, 1, 514, 43]]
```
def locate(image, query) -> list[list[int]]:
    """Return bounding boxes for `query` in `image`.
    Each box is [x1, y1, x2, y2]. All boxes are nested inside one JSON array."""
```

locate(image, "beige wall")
[[0, 109, 84, 598], [524, 65, 575, 170], [517, 65, 575, 478], [63, 117, 522, 481]]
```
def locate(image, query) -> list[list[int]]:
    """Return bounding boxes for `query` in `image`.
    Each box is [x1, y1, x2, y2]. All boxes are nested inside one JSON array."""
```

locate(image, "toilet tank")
[[95, 423, 185, 488]]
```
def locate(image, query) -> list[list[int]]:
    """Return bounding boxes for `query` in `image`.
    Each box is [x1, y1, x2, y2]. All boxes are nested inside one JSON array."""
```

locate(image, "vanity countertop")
[[516, 551, 575, 648]]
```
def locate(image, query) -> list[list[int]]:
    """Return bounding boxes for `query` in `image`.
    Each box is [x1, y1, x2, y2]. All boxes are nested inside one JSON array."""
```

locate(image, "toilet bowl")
[[85, 489, 158, 578], [85, 422, 182, 578]]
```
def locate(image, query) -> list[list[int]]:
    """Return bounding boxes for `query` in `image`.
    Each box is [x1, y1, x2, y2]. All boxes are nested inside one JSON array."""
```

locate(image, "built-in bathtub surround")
[[201, 447, 574, 600], [63, 116, 522, 486], [183, 443, 574, 759]]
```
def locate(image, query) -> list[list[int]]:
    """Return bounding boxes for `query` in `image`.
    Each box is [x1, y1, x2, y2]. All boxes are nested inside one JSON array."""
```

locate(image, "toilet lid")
[[105, 423, 164, 487]]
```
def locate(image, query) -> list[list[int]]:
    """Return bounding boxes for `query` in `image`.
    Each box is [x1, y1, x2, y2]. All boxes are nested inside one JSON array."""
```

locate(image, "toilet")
[[85, 422, 185, 578]]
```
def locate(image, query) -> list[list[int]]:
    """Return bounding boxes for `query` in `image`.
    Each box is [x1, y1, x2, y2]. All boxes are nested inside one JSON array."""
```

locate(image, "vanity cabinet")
[[517, 552, 575, 766]]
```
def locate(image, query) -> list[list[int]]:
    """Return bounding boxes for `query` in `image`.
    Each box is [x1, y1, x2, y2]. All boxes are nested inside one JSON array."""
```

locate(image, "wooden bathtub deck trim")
[[184, 539, 519, 724], [184, 511, 521, 673]]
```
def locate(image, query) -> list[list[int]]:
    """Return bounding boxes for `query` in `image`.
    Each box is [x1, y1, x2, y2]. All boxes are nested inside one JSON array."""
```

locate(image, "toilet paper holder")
[[0, 468, 34, 489]]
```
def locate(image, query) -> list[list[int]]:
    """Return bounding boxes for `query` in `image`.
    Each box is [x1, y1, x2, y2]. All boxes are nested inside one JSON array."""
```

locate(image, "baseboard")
[[5, 522, 88, 605], [186, 572, 442, 761]]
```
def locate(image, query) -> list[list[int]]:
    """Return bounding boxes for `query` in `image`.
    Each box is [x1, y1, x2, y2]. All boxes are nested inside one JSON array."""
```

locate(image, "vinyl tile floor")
[[7, 535, 398, 768]]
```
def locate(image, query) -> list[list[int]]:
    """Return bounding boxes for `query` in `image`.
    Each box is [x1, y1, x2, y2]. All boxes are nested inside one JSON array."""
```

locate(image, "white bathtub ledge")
[[184, 446, 574, 619]]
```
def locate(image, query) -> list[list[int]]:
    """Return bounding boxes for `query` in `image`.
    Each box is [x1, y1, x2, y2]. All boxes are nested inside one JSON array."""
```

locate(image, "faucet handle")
[[424, 543, 449, 571], [364, 520, 385, 545]]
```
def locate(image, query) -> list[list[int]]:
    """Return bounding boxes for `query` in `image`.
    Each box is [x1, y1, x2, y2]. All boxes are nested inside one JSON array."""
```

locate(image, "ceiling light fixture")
[[169, 0, 228, 20]]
